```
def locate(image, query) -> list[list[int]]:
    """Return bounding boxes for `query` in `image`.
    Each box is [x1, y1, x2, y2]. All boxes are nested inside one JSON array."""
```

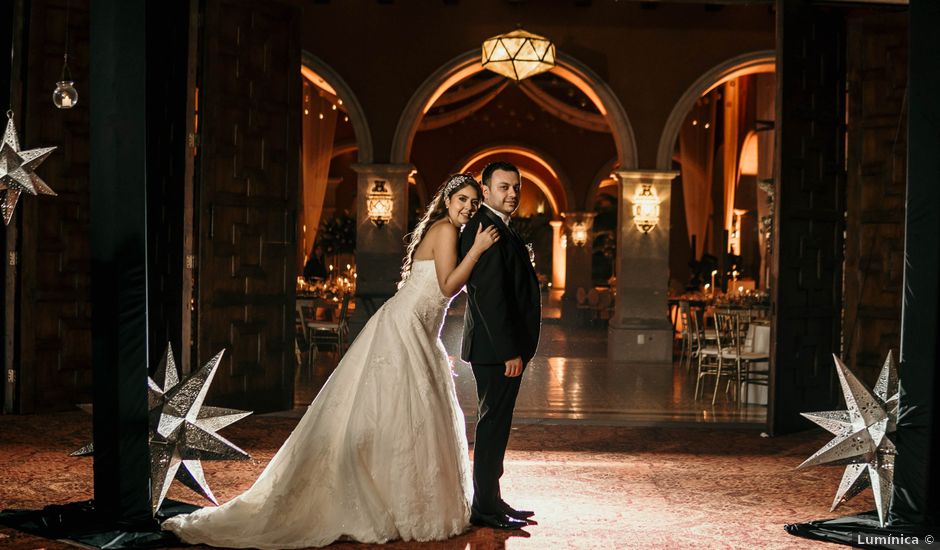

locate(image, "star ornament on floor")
[[0, 113, 57, 225], [797, 351, 899, 527], [150, 344, 252, 513]]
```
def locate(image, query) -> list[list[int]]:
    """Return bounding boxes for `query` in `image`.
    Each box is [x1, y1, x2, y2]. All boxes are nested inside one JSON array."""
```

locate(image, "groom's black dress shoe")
[[469, 510, 527, 530], [500, 501, 535, 520]]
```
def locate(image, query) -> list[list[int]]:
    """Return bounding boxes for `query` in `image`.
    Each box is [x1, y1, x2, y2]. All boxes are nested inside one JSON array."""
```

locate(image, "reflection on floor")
[[0, 412, 860, 550], [295, 302, 767, 427]]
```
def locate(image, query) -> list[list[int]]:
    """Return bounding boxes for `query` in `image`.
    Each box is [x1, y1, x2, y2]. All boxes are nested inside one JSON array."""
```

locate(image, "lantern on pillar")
[[631, 184, 660, 233], [482, 28, 556, 81], [570, 222, 589, 247], [366, 180, 393, 227], [563, 212, 594, 248]]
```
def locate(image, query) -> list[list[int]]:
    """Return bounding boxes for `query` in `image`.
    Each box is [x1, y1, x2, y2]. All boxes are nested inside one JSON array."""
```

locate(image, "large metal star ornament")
[[0, 113, 57, 224], [71, 343, 252, 514], [797, 351, 899, 527], [149, 344, 252, 513]]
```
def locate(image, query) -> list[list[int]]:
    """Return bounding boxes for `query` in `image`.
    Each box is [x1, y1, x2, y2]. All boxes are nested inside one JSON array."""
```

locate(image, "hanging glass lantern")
[[482, 28, 556, 81], [53, 74, 78, 109], [53, 0, 77, 109]]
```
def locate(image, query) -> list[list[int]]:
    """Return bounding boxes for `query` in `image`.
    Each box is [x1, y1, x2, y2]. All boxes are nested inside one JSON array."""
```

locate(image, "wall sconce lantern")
[[632, 184, 661, 233], [482, 28, 556, 81], [563, 212, 594, 248], [366, 180, 393, 227], [570, 222, 589, 247]]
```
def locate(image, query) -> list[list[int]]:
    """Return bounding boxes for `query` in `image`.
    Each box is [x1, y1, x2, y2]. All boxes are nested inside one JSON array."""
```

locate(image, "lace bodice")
[[388, 260, 453, 337]]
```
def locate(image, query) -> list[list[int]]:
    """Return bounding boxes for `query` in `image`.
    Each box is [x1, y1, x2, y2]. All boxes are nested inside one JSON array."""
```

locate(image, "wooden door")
[[146, 0, 190, 378], [14, 0, 93, 413], [843, 13, 907, 386], [770, 1, 847, 435], [196, 0, 300, 412]]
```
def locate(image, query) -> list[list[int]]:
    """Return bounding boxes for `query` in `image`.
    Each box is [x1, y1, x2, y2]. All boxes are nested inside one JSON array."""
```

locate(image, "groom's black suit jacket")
[[459, 206, 541, 365]]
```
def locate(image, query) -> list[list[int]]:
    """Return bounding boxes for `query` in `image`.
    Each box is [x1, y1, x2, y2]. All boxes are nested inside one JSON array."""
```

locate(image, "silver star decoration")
[[797, 351, 899, 527], [0, 114, 57, 224], [149, 344, 252, 513], [71, 343, 252, 514]]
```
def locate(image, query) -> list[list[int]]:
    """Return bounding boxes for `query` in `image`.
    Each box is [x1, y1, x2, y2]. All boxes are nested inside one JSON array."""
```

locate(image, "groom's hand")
[[504, 356, 523, 377]]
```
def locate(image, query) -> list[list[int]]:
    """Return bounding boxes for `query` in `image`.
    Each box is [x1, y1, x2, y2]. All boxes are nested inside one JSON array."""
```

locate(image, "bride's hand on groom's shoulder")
[[472, 224, 500, 254]]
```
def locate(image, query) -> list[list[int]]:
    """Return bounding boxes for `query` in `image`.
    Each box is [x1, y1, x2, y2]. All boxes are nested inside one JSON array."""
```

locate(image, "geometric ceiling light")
[[482, 28, 556, 81]]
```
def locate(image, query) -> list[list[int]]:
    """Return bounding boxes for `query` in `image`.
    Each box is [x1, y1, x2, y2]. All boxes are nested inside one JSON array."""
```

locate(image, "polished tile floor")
[[294, 296, 768, 428]]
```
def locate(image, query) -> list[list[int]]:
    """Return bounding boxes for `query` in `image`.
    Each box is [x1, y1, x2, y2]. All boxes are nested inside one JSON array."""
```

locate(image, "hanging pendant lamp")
[[482, 28, 556, 81]]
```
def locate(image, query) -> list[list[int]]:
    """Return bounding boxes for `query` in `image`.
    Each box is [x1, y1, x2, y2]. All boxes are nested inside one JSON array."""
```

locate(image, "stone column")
[[608, 170, 678, 362], [549, 220, 566, 292], [560, 212, 595, 322], [349, 163, 411, 337]]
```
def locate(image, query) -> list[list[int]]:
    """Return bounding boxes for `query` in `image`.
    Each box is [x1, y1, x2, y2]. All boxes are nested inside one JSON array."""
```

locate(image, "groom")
[[459, 161, 541, 530]]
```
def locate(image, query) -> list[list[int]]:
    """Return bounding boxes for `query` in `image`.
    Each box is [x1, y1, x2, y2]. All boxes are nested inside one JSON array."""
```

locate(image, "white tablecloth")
[[744, 324, 771, 405]]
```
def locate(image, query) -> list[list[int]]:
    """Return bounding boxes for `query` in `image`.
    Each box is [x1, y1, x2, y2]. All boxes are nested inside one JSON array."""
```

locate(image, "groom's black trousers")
[[470, 362, 523, 514]]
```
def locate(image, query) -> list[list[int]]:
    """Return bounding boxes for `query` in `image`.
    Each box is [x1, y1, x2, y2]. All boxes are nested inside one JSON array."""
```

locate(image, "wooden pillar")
[[1, 0, 23, 414], [90, 0, 151, 523], [769, 0, 846, 435], [891, 0, 940, 526]]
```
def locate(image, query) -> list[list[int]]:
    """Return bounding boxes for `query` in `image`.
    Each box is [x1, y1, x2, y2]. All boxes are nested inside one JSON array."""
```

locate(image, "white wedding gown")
[[163, 260, 472, 548]]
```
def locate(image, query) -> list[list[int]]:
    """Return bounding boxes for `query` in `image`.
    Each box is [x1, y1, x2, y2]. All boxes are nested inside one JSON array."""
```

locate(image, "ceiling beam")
[[618, 0, 907, 5]]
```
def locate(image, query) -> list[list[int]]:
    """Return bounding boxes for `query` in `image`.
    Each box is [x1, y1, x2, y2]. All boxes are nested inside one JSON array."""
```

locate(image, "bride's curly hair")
[[400, 173, 482, 284]]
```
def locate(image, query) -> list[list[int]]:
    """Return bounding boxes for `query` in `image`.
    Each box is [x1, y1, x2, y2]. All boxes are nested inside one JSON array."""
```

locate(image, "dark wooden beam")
[[1, 0, 22, 415], [90, 0, 151, 524], [891, 0, 940, 527]]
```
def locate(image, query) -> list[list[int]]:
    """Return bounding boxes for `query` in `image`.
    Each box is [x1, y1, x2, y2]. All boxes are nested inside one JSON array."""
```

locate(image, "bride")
[[162, 174, 499, 548]]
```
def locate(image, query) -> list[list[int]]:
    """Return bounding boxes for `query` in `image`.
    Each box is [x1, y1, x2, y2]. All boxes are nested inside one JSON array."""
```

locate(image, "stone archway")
[[391, 48, 638, 351], [456, 144, 573, 291], [391, 50, 637, 171], [584, 157, 619, 210], [656, 50, 775, 171], [301, 51, 373, 163], [298, 52, 374, 304], [454, 143, 576, 215]]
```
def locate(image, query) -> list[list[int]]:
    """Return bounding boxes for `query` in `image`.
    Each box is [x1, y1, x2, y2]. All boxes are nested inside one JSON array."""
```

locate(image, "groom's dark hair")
[[481, 161, 519, 187]]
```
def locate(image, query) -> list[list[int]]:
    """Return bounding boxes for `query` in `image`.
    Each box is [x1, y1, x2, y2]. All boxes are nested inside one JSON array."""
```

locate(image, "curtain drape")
[[299, 81, 338, 271], [678, 95, 718, 260], [755, 73, 776, 288], [722, 77, 751, 254]]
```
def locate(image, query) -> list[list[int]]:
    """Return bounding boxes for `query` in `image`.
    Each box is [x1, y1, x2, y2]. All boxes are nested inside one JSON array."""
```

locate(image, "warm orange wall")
[[298, 1, 775, 168]]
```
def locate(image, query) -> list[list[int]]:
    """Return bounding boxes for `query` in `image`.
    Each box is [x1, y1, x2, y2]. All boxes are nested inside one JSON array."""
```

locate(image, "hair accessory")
[[443, 173, 477, 196]]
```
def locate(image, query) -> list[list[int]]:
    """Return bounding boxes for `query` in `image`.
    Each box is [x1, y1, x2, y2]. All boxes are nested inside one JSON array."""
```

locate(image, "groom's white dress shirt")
[[482, 202, 511, 226]]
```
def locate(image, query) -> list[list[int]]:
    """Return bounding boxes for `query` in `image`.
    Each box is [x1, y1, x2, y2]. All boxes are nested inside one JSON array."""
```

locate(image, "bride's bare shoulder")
[[425, 219, 457, 242]]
